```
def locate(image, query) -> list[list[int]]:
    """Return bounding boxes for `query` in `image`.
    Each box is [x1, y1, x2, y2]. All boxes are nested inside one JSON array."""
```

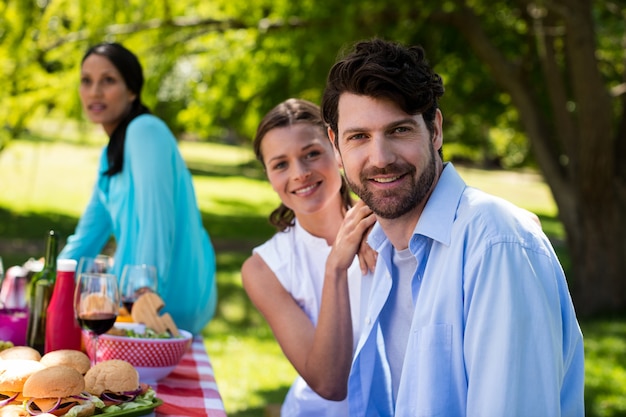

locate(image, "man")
[[320, 38, 584, 417]]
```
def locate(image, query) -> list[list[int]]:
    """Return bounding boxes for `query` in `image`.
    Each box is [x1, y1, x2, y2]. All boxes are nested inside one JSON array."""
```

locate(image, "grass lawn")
[[1, 121, 624, 416]]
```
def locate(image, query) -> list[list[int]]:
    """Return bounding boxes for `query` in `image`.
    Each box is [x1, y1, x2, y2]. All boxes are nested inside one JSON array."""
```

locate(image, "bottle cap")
[[57, 259, 78, 272]]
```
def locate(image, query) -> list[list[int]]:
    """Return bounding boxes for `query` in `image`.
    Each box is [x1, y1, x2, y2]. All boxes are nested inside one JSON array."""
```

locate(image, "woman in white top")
[[241, 98, 376, 417]]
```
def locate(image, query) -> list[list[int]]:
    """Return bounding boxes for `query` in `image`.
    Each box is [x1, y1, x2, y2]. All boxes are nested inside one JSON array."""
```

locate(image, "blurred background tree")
[[1, 0, 624, 316]]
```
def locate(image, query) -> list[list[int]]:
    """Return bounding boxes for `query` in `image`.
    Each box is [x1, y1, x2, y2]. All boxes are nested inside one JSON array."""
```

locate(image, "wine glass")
[[77, 254, 114, 275], [74, 272, 119, 365], [119, 264, 158, 314]]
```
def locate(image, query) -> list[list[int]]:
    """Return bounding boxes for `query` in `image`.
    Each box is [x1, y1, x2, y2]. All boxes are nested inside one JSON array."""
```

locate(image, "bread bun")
[[0, 359, 46, 392], [40, 350, 91, 375], [22, 365, 85, 399], [84, 359, 138, 396], [0, 346, 41, 361]]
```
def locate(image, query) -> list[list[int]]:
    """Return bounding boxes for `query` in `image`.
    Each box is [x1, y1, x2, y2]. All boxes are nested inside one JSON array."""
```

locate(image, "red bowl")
[[82, 328, 192, 382]]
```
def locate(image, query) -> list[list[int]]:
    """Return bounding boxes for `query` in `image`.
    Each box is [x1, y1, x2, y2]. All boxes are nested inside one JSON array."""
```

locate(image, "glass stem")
[[92, 333, 98, 366]]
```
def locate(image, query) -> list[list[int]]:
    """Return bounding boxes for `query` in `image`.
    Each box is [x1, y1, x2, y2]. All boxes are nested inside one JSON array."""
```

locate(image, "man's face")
[[329, 93, 443, 220]]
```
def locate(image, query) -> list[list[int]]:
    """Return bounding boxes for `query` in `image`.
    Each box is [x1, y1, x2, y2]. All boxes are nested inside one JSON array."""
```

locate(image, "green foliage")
[[582, 318, 626, 417], [3, 0, 623, 170]]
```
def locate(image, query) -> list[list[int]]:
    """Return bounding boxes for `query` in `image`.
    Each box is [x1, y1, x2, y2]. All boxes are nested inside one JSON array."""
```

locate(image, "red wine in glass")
[[121, 287, 155, 314], [78, 312, 117, 335], [74, 272, 119, 365], [120, 265, 158, 315]]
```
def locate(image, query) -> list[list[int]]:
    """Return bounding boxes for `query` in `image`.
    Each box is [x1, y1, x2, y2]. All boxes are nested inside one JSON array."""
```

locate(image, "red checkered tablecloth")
[[154, 336, 227, 417]]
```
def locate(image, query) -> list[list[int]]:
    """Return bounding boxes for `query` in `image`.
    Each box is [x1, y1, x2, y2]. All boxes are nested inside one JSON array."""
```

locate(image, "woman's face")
[[261, 123, 344, 217], [79, 54, 136, 136]]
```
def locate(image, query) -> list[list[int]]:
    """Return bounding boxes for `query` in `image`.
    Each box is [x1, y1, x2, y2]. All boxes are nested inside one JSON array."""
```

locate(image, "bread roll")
[[0, 346, 41, 361], [0, 359, 46, 392], [40, 350, 91, 375], [84, 359, 138, 396]]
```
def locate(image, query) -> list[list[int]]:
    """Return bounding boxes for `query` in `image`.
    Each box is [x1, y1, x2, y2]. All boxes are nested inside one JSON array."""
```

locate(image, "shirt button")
[[366, 317, 372, 325]]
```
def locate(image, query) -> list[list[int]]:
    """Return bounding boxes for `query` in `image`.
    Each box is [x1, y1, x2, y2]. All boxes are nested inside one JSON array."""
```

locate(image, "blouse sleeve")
[[123, 116, 177, 281]]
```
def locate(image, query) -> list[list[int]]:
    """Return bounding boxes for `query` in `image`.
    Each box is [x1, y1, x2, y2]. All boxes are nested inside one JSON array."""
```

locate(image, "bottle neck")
[[43, 231, 58, 269]]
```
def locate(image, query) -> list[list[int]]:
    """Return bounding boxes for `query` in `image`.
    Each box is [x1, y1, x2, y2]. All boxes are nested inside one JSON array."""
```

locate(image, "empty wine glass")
[[120, 264, 157, 314], [77, 254, 114, 275], [74, 272, 119, 365]]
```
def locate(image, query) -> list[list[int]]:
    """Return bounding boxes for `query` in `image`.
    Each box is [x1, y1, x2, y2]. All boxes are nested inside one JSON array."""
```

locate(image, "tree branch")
[[40, 15, 306, 53]]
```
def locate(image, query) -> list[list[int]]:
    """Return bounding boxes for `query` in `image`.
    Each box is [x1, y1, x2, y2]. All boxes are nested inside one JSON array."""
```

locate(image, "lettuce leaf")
[[100, 388, 157, 414], [63, 401, 98, 417]]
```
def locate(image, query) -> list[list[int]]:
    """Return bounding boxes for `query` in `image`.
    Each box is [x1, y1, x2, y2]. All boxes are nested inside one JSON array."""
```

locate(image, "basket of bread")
[[0, 346, 161, 416]]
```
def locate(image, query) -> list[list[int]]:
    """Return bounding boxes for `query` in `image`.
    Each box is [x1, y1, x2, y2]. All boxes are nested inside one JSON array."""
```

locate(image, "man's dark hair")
[[321, 38, 445, 145]]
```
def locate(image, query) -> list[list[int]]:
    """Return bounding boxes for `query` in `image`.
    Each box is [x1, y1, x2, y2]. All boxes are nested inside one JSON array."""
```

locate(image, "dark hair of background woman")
[[253, 98, 354, 232], [82, 42, 151, 177]]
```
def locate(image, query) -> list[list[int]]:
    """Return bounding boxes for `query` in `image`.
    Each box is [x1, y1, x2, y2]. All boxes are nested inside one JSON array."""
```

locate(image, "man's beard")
[[346, 144, 437, 219]]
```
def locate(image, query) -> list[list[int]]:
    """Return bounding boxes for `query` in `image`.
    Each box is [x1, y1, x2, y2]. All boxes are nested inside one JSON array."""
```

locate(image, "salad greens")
[[100, 388, 158, 413], [120, 328, 181, 339]]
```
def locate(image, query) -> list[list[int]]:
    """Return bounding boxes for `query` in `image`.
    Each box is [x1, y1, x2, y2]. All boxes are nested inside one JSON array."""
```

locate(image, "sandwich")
[[83, 359, 155, 412], [22, 365, 97, 417], [0, 359, 46, 408]]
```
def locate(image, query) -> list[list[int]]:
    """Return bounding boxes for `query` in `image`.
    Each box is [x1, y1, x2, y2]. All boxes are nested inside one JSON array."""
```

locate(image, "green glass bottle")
[[26, 230, 59, 355]]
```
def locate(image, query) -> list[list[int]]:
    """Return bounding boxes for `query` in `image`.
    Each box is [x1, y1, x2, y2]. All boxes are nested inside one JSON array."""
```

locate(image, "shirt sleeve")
[[123, 116, 176, 281], [463, 239, 581, 416]]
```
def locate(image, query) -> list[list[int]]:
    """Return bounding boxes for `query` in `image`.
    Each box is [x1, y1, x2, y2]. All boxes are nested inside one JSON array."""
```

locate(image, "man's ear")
[[327, 127, 343, 168], [327, 126, 335, 146], [433, 108, 443, 151]]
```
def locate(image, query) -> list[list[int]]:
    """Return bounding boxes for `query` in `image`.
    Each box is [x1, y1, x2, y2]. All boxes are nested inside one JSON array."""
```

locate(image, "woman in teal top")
[[59, 42, 217, 335]]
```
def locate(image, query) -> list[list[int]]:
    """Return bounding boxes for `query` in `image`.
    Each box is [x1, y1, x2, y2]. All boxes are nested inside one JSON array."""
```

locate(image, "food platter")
[[95, 397, 163, 416]]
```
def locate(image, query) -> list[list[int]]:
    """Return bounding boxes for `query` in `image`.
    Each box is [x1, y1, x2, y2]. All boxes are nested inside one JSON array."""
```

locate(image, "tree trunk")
[[442, 0, 626, 315], [562, 189, 626, 315]]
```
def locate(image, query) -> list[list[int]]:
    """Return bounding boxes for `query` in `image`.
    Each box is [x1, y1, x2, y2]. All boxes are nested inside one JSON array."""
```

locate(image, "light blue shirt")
[[59, 114, 217, 334], [349, 163, 584, 417]]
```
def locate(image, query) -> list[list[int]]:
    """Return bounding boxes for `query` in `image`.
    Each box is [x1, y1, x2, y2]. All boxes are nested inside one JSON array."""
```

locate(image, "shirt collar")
[[415, 162, 465, 246]]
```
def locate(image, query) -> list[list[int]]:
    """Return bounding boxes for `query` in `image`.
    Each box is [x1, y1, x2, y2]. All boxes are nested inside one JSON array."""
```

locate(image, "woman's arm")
[[243, 200, 376, 400], [311, 200, 376, 399]]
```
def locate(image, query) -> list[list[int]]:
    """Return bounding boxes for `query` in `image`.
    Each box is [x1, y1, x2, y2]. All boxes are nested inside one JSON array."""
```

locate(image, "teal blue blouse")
[[60, 114, 217, 335]]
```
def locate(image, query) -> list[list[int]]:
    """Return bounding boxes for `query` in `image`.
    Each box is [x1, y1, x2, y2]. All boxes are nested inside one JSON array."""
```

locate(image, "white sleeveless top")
[[253, 220, 363, 417]]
